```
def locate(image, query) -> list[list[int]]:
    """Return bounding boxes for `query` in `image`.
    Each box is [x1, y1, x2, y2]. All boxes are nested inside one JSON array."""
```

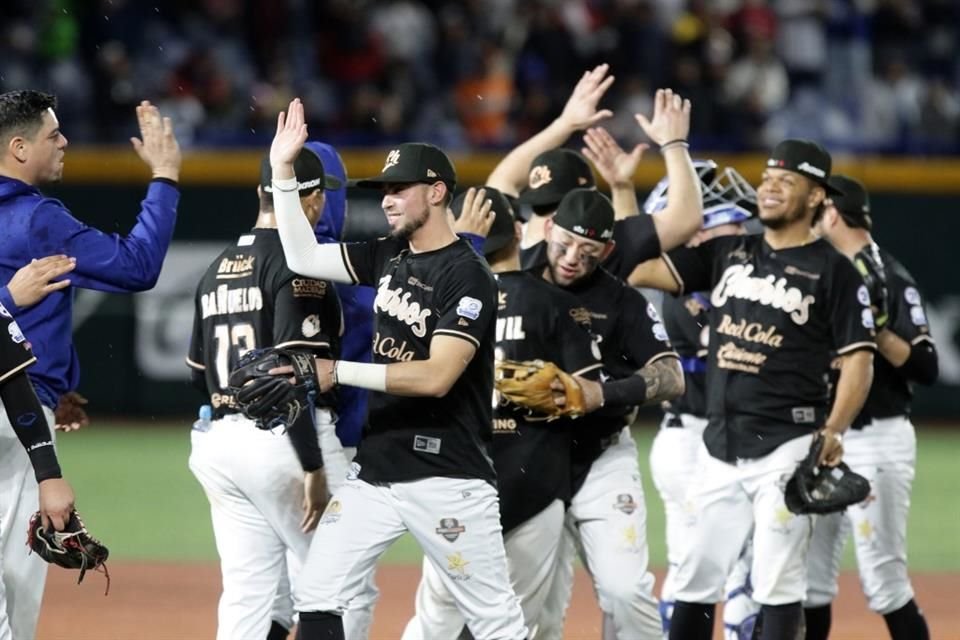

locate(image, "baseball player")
[[186, 147, 345, 640], [803, 175, 936, 640], [528, 188, 686, 640], [402, 186, 604, 639], [0, 90, 180, 639], [632, 167, 758, 637], [0, 257, 78, 640], [485, 64, 702, 280], [629, 139, 877, 639], [267, 99, 527, 640]]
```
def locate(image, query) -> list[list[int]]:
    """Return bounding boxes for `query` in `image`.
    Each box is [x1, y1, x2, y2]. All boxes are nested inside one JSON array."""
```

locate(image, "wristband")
[[335, 360, 388, 392], [600, 375, 648, 408], [271, 177, 299, 193], [659, 139, 689, 152]]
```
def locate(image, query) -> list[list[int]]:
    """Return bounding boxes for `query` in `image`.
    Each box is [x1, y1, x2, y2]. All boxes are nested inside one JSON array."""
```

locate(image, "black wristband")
[[151, 177, 179, 188], [659, 138, 689, 151], [600, 375, 648, 408], [286, 404, 324, 472]]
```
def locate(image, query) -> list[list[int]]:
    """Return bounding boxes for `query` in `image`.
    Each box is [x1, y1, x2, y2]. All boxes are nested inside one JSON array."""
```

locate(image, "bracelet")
[[271, 178, 299, 193], [659, 139, 689, 152]]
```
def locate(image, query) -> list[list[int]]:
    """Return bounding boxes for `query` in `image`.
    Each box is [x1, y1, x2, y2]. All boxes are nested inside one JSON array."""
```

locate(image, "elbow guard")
[[899, 340, 938, 386]]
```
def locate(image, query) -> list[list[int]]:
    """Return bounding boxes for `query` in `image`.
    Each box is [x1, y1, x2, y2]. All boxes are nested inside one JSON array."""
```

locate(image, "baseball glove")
[[27, 510, 110, 592], [494, 359, 586, 419], [55, 391, 90, 431], [783, 434, 871, 515], [228, 348, 317, 431]]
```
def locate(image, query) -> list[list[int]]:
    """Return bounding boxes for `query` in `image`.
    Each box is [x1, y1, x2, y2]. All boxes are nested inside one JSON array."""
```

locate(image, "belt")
[[664, 413, 683, 428]]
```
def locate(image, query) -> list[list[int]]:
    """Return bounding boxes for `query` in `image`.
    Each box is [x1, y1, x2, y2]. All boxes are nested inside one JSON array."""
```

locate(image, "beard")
[[759, 200, 806, 230], [390, 208, 429, 240]]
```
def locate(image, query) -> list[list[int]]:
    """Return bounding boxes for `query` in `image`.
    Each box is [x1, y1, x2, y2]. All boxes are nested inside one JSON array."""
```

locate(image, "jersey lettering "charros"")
[[201, 285, 264, 318], [711, 264, 815, 325], [374, 274, 432, 337]]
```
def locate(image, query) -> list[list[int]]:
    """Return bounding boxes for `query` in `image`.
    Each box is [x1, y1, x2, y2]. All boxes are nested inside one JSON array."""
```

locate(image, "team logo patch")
[[646, 303, 661, 322], [528, 165, 552, 189], [0, 302, 10, 318], [382, 149, 400, 172], [413, 434, 442, 455], [16, 412, 38, 427], [904, 286, 921, 305], [861, 308, 875, 329], [856, 285, 871, 307], [791, 407, 815, 424], [8, 321, 26, 344], [301, 314, 321, 338], [456, 296, 482, 321], [910, 305, 927, 326], [319, 500, 342, 525], [613, 493, 637, 515], [436, 518, 466, 542], [652, 322, 669, 343], [446, 552, 471, 580]]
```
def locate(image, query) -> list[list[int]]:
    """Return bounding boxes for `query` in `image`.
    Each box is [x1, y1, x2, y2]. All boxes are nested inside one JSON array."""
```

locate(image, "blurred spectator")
[[0, 0, 954, 152]]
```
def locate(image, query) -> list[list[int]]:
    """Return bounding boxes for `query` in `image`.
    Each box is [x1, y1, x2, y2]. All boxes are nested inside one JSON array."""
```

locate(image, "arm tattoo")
[[639, 357, 685, 405]]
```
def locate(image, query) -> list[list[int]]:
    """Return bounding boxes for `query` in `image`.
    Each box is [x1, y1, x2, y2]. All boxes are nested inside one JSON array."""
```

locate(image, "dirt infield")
[[38, 562, 959, 639]]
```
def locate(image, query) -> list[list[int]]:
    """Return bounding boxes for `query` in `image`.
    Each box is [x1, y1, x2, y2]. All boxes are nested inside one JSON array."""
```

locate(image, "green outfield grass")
[[55, 421, 960, 571]]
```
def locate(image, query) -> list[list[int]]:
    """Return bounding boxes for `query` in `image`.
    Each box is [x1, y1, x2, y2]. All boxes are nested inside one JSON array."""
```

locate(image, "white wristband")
[[271, 177, 299, 192], [335, 360, 388, 392]]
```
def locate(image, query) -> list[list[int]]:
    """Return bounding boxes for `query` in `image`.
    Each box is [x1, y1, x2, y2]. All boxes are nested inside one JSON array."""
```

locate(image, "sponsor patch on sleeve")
[[646, 302, 661, 322], [857, 285, 871, 307], [904, 286, 921, 305], [861, 308, 875, 329], [0, 302, 10, 319], [910, 305, 927, 326], [302, 314, 321, 338], [456, 296, 482, 320], [652, 322, 669, 342]]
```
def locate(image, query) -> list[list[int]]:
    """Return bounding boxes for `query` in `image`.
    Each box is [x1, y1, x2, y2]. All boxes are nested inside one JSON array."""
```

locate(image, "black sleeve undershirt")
[[0, 373, 61, 482], [286, 403, 323, 472]]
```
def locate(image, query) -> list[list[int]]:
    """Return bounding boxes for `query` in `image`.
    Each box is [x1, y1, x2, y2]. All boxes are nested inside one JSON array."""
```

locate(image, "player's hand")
[[817, 429, 844, 466], [130, 101, 181, 182], [452, 187, 495, 237], [581, 127, 647, 188], [38, 477, 76, 532], [6, 255, 76, 308], [573, 376, 604, 413], [557, 64, 615, 132], [301, 470, 330, 533], [635, 89, 692, 147], [270, 98, 309, 178], [55, 391, 90, 432]]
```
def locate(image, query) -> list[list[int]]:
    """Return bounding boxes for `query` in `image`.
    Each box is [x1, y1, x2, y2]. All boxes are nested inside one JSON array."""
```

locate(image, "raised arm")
[[581, 127, 646, 220], [634, 90, 702, 252], [269, 99, 353, 283], [486, 64, 614, 197], [627, 257, 682, 294]]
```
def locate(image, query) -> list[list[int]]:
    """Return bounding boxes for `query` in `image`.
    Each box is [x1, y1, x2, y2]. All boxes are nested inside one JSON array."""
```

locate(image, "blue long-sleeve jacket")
[[0, 176, 179, 408], [307, 142, 372, 448]]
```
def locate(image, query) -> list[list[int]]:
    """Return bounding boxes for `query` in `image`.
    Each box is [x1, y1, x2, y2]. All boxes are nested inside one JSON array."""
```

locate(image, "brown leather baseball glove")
[[27, 510, 110, 593], [495, 359, 586, 419], [55, 392, 90, 431]]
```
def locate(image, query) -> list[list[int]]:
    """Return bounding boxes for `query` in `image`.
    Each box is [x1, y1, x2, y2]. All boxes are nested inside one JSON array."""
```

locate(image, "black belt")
[[665, 413, 683, 428]]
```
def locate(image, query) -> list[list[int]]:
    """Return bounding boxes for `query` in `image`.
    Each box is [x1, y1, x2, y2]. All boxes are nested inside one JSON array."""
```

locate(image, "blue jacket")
[[307, 142, 372, 448], [0, 176, 179, 408]]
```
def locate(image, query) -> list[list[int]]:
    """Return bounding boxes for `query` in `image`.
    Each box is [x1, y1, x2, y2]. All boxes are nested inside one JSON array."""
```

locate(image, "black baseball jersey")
[[492, 271, 602, 532], [664, 235, 876, 461], [341, 236, 498, 483], [520, 214, 661, 280], [661, 293, 710, 418], [187, 229, 342, 415], [558, 267, 677, 480], [0, 302, 35, 383], [854, 248, 935, 426]]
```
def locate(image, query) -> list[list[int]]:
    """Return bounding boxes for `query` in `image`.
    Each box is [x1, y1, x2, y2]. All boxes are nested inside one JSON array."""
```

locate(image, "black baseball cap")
[[766, 139, 843, 195], [260, 148, 342, 195], [451, 186, 517, 256], [518, 149, 595, 209], [552, 188, 614, 242], [352, 142, 457, 190], [827, 174, 872, 230]]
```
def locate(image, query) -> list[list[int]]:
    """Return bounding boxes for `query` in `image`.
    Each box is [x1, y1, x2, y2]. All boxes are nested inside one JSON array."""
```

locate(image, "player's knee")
[[803, 583, 837, 609], [866, 586, 914, 615]]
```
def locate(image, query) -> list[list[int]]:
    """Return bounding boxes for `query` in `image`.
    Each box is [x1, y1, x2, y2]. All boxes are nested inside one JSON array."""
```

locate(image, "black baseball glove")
[[27, 510, 110, 591], [853, 242, 889, 329], [784, 434, 871, 515], [228, 348, 318, 431]]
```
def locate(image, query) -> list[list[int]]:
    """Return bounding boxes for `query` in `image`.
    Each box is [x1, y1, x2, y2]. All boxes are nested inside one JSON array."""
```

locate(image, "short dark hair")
[[258, 188, 274, 213], [0, 90, 57, 145]]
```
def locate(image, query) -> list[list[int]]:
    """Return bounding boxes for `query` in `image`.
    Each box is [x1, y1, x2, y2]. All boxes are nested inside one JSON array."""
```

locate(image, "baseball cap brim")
[[349, 176, 453, 189]]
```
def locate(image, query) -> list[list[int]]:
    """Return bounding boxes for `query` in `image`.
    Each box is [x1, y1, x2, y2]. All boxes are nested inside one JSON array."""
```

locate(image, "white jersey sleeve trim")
[[642, 351, 680, 369], [272, 177, 353, 283], [836, 341, 877, 355], [0, 357, 35, 384], [571, 362, 604, 377], [185, 357, 205, 371], [433, 329, 480, 349], [910, 334, 935, 346], [661, 254, 686, 295], [274, 340, 331, 351]]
